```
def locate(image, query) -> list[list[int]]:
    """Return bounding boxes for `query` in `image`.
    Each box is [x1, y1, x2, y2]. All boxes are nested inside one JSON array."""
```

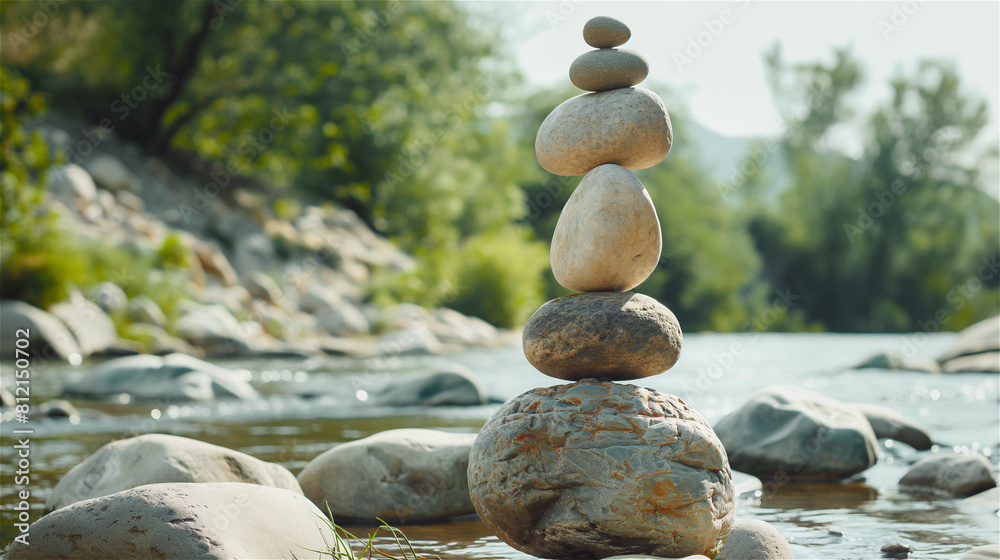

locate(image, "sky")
[[474, 1, 999, 161]]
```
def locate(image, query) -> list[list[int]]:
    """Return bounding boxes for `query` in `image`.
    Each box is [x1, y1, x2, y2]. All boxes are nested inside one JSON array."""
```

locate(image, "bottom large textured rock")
[[468, 379, 734, 559]]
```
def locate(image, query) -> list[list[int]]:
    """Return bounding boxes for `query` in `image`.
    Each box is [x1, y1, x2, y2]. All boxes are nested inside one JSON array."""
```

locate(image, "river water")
[[1, 332, 998, 558]]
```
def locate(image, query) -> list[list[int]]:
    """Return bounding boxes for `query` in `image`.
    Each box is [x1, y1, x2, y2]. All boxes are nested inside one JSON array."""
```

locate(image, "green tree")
[[749, 47, 999, 332]]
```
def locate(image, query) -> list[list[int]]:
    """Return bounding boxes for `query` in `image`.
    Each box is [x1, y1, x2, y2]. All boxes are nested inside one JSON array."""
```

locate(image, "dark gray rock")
[[714, 385, 879, 480], [45, 434, 301, 512], [853, 403, 933, 450], [522, 291, 681, 381], [6, 483, 331, 560], [62, 353, 258, 401], [372, 366, 488, 406], [298, 428, 476, 523], [899, 453, 997, 497], [715, 519, 793, 560], [0, 300, 82, 360], [468, 379, 734, 559]]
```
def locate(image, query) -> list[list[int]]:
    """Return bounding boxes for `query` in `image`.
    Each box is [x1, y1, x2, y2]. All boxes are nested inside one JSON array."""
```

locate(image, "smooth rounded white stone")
[[551, 164, 661, 292]]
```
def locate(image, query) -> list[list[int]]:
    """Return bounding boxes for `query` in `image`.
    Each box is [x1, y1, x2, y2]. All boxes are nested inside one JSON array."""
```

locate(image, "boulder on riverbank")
[[62, 353, 258, 401], [0, 300, 82, 360], [297, 428, 477, 523], [714, 385, 879, 480], [371, 366, 489, 406], [899, 453, 997, 497], [6, 482, 331, 560], [45, 433, 301, 512], [937, 315, 1000, 373]]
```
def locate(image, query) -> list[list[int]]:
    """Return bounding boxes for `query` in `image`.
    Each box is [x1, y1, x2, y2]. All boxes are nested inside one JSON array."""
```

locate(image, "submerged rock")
[[298, 428, 476, 523], [371, 366, 488, 406], [899, 453, 997, 497], [62, 353, 258, 401], [854, 351, 940, 373], [7, 483, 330, 560], [469, 379, 734, 559], [852, 403, 933, 450], [714, 385, 879, 480], [45, 433, 301, 512]]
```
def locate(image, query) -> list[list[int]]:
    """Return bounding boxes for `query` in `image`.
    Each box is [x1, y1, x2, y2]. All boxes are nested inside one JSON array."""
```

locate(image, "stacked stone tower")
[[468, 16, 735, 559]]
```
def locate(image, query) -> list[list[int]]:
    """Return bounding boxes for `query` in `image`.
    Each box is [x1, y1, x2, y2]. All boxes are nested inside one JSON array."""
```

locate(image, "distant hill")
[[681, 120, 791, 202]]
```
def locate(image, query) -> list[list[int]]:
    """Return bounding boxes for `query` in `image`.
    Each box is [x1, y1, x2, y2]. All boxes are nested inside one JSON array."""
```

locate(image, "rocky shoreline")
[[1, 112, 509, 366]]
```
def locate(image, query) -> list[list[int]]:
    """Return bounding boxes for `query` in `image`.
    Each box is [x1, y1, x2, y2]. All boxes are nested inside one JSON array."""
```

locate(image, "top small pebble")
[[583, 16, 630, 48]]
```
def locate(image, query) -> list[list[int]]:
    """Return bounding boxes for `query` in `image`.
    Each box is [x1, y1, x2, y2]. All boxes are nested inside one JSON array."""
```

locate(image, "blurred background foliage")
[[1, 0, 997, 331]]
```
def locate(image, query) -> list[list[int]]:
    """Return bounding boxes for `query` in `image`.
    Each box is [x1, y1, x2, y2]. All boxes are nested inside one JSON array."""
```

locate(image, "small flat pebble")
[[570, 48, 649, 92], [584, 16, 631, 48]]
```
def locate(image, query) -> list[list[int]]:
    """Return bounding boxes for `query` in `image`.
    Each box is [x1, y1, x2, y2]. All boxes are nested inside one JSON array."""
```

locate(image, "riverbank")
[[2, 112, 510, 364]]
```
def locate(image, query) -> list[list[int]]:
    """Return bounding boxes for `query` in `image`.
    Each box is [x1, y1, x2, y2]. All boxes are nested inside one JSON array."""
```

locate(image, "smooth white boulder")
[[551, 164, 661, 292], [298, 428, 477, 523], [6, 482, 331, 560], [45, 434, 301, 512]]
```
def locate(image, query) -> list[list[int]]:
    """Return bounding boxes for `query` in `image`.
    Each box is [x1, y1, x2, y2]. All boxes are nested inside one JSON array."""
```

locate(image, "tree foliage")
[[2, 3, 994, 331], [748, 47, 999, 332]]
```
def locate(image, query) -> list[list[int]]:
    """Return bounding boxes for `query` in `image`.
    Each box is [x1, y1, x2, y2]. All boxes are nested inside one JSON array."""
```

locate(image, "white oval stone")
[[535, 87, 672, 176], [551, 164, 661, 292]]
